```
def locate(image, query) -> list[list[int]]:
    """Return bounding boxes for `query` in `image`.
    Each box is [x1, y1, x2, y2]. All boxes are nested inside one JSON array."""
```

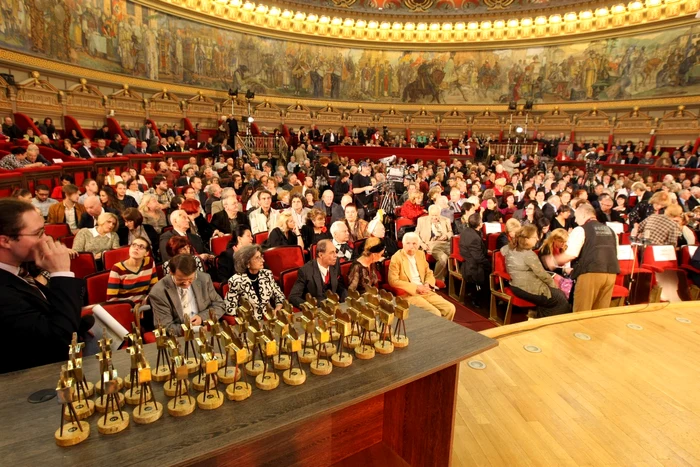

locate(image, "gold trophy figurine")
[[282, 328, 306, 386], [152, 323, 172, 382], [244, 320, 265, 376], [195, 331, 224, 410], [331, 311, 353, 368], [310, 321, 333, 376], [96, 367, 129, 435], [55, 373, 90, 447], [271, 313, 291, 371], [95, 332, 125, 413], [344, 299, 362, 349], [318, 304, 338, 357], [64, 335, 95, 420], [217, 323, 239, 384], [68, 332, 94, 397], [374, 301, 395, 355], [206, 309, 225, 367], [362, 293, 381, 344], [255, 327, 280, 390], [125, 344, 151, 406], [355, 307, 377, 360], [166, 348, 196, 417], [132, 353, 163, 424], [163, 334, 189, 397], [124, 324, 144, 389], [180, 317, 200, 373], [225, 335, 252, 401], [392, 296, 410, 348], [297, 309, 319, 363]]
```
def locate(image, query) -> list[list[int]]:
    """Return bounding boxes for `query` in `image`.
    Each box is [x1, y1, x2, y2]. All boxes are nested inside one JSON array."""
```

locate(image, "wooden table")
[[0, 307, 496, 466]]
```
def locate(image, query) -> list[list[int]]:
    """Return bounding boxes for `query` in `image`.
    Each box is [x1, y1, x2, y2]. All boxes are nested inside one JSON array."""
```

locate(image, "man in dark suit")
[[177, 167, 196, 187], [122, 124, 138, 139], [159, 209, 210, 261], [109, 134, 124, 152], [226, 115, 239, 139], [314, 190, 344, 222], [688, 187, 700, 211], [77, 138, 96, 159], [0, 199, 86, 373], [139, 121, 155, 142], [94, 124, 110, 140], [289, 239, 347, 308], [122, 137, 138, 155], [78, 195, 120, 228], [1, 116, 22, 140], [595, 194, 624, 223]]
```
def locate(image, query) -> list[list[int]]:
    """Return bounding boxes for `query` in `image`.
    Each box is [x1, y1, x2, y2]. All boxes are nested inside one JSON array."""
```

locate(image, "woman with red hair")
[[181, 198, 214, 245], [162, 236, 205, 273]]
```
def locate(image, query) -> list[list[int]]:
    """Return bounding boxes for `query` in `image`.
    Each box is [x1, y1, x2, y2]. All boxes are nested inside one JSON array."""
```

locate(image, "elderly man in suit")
[[388, 232, 455, 321], [149, 254, 225, 336], [289, 239, 347, 307], [122, 137, 138, 155], [159, 209, 210, 261], [415, 204, 453, 281], [314, 189, 345, 223]]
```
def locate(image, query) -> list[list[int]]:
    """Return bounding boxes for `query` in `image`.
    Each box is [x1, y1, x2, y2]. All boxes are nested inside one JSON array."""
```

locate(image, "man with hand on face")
[[148, 254, 225, 336], [289, 239, 347, 307], [0, 199, 88, 373]]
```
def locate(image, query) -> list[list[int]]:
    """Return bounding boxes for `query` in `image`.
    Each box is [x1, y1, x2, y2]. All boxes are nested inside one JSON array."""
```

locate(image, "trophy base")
[[95, 377, 124, 395], [132, 401, 163, 424], [167, 395, 196, 417], [319, 342, 337, 357], [71, 381, 94, 398], [95, 392, 125, 413], [298, 348, 318, 364], [55, 421, 90, 447], [330, 330, 340, 341], [217, 366, 240, 384], [197, 391, 224, 410], [331, 352, 353, 368], [152, 366, 172, 382], [273, 354, 291, 370], [63, 399, 95, 421], [363, 331, 380, 345], [213, 353, 225, 369], [344, 335, 361, 349], [124, 386, 153, 406], [282, 368, 306, 386], [192, 374, 207, 392], [245, 359, 265, 377], [123, 374, 134, 390], [374, 340, 395, 354], [391, 335, 409, 348], [355, 344, 376, 360], [97, 411, 129, 435], [186, 358, 199, 374], [226, 382, 252, 401], [310, 359, 333, 376], [255, 372, 280, 391], [163, 379, 189, 397]]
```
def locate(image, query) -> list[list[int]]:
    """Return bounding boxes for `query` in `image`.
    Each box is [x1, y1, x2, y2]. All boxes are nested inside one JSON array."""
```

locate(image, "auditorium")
[[1, 0, 700, 464]]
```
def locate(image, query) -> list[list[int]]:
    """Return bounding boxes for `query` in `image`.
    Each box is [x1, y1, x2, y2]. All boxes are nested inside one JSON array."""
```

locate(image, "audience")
[[416, 204, 453, 281], [459, 213, 491, 306], [330, 220, 355, 263], [265, 211, 304, 249], [159, 209, 209, 261], [214, 224, 253, 283], [301, 208, 332, 248], [347, 237, 385, 294], [118, 208, 158, 249], [31, 184, 57, 218], [47, 184, 84, 233], [289, 239, 347, 307], [106, 237, 158, 304], [72, 212, 120, 261], [344, 203, 368, 243]]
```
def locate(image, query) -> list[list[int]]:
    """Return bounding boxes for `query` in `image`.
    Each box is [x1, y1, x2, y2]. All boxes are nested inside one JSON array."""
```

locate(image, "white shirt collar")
[[317, 262, 328, 278], [89, 227, 112, 238], [0, 261, 20, 276]]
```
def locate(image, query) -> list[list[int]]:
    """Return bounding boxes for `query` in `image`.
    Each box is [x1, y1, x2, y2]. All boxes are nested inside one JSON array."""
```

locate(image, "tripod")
[[379, 182, 398, 214]]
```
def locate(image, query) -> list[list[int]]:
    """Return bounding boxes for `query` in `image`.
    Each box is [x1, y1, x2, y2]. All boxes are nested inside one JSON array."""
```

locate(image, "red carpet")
[[437, 292, 497, 332]]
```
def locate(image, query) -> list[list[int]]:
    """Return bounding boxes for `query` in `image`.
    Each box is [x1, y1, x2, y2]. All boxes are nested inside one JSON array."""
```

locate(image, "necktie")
[[18, 267, 46, 300], [324, 271, 330, 285], [179, 287, 191, 322]]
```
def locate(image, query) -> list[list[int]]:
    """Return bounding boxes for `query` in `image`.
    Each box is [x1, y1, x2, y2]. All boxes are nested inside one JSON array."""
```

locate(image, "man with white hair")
[[416, 205, 453, 281], [315, 190, 344, 223], [330, 221, 354, 263], [388, 232, 456, 321], [542, 194, 561, 221], [159, 209, 209, 260], [688, 186, 700, 211], [122, 137, 138, 155]]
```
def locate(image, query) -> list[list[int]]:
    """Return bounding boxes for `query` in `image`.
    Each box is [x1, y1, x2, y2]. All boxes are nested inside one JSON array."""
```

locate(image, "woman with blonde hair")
[[264, 210, 304, 249], [73, 212, 120, 261], [347, 237, 385, 294], [539, 228, 571, 275], [138, 193, 167, 233]]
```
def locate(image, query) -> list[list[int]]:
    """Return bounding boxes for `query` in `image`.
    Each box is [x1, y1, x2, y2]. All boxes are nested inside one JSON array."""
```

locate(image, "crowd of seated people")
[[4, 113, 700, 373]]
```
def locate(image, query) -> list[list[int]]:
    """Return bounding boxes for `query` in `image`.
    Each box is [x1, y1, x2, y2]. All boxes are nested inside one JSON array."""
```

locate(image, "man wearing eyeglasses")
[[148, 254, 225, 336], [0, 199, 86, 373]]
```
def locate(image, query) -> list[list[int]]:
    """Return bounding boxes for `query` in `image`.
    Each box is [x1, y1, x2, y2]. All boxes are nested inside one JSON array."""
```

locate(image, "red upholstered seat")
[[85, 271, 110, 305], [45, 223, 71, 240], [99, 300, 136, 334], [489, 251, 536, 325], [254, 231, 269, 245], [70, 252, 97, 279], [263, 246, 305, 282], [680, 245, 700, 274], [102, 246, 131, 270], [210, 234, 232, 256], [280, 268, 300, 301], [641, 245, 681, 273]]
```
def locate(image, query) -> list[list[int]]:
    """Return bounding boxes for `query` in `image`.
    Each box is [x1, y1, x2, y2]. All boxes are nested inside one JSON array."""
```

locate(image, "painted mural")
[[1, 0, 700, 105]]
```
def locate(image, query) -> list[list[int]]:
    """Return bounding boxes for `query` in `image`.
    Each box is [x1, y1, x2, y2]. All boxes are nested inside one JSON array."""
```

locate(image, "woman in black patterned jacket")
[[224, 244, 285, 320]]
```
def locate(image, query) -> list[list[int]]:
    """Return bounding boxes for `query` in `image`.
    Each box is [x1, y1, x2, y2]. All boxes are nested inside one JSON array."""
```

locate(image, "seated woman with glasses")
[[73, 212, 120, 262], [502, 224, 571, 318], [224, 244, 285, 321], [347, 237, 385, 294], [162, 236, 205, 274], [106, 236, 157, 306]]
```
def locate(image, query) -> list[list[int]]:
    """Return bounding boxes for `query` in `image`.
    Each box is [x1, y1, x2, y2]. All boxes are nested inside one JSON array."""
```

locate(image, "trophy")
[[180, 318, 200, 373], [344, 298, 362, 349], [166, 344, 196, 417], [297, 309, 319, 363], [392, 296, 410, 348], [124, 324, 143, 389], [152, 323, 172, 382], [244, 320, 265, 376], [192, 329, 217, 391], [324, 291, 341, 341], [132, 353, 163, 424], [96, 367, 129, 435], [309, 321, 333, 376], [238, 299, 256, 358], [217, 322, 240, 384], [270, 312, 291, 371], [54, 372, 90, 446], [95, 332, 125, 412], [362, 292, 381, 345], [68, 333, 94, 397], [282, 327, 306, 385], [255, 327, 280, 390], [374, 301, 395, 355], [195, 329, 224, 410], [331, 311, 353, 368], [206, 309, 226, 367], [354, 307, 376, 360], [163, 334, 189, 397], [64, 334, 95, 420], [125, 343, 152, 406], [225, 335, 252, 401]]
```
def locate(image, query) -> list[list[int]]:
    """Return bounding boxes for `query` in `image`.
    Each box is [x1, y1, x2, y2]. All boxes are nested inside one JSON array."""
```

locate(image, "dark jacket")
[[210, 210, 248, 235], [78, 207, 121, 228], [0, 270, 84, 373], [117, 224, 160, 256], [289, 260, 347, 308], [159, 229, 209, 261], [459, 227, 491, 285]]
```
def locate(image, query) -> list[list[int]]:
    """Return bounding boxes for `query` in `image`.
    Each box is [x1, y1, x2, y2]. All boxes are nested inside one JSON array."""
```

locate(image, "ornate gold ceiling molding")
[[3, 47, 700, 115], [144, 0, 700, 47]]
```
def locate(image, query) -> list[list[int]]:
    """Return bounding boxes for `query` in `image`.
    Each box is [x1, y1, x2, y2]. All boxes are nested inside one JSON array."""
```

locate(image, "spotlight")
[[524, 99, 534, 110], [245, 90, 255, 99], [247, 116, 254, 123], [508, 101, 517, 111], [228, 88, 238, 97], [515, 126, 524, 134]]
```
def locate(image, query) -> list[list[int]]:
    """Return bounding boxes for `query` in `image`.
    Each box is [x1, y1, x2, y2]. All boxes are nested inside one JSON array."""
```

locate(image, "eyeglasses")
[[131, 243, 148, 251], [17, 227, 45, 238]]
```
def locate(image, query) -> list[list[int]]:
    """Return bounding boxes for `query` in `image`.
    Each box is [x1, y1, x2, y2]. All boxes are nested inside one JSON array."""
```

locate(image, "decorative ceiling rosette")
[[403, 0, 436, 12], [483, 0, 515, 9], [331, 0, 358, 7]]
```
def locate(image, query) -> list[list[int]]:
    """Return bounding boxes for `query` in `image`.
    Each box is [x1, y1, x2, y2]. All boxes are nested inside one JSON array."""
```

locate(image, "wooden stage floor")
[[453, 302, 700, 466]]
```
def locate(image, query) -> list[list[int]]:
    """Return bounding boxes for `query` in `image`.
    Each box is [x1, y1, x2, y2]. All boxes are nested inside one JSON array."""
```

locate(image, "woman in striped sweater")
[[106, 237, 158, 305]]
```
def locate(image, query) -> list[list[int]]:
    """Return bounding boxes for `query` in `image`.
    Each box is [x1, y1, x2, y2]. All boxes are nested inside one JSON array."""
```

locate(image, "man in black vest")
[[288, 239, 347, 307], [544, 203, 620, 312]]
